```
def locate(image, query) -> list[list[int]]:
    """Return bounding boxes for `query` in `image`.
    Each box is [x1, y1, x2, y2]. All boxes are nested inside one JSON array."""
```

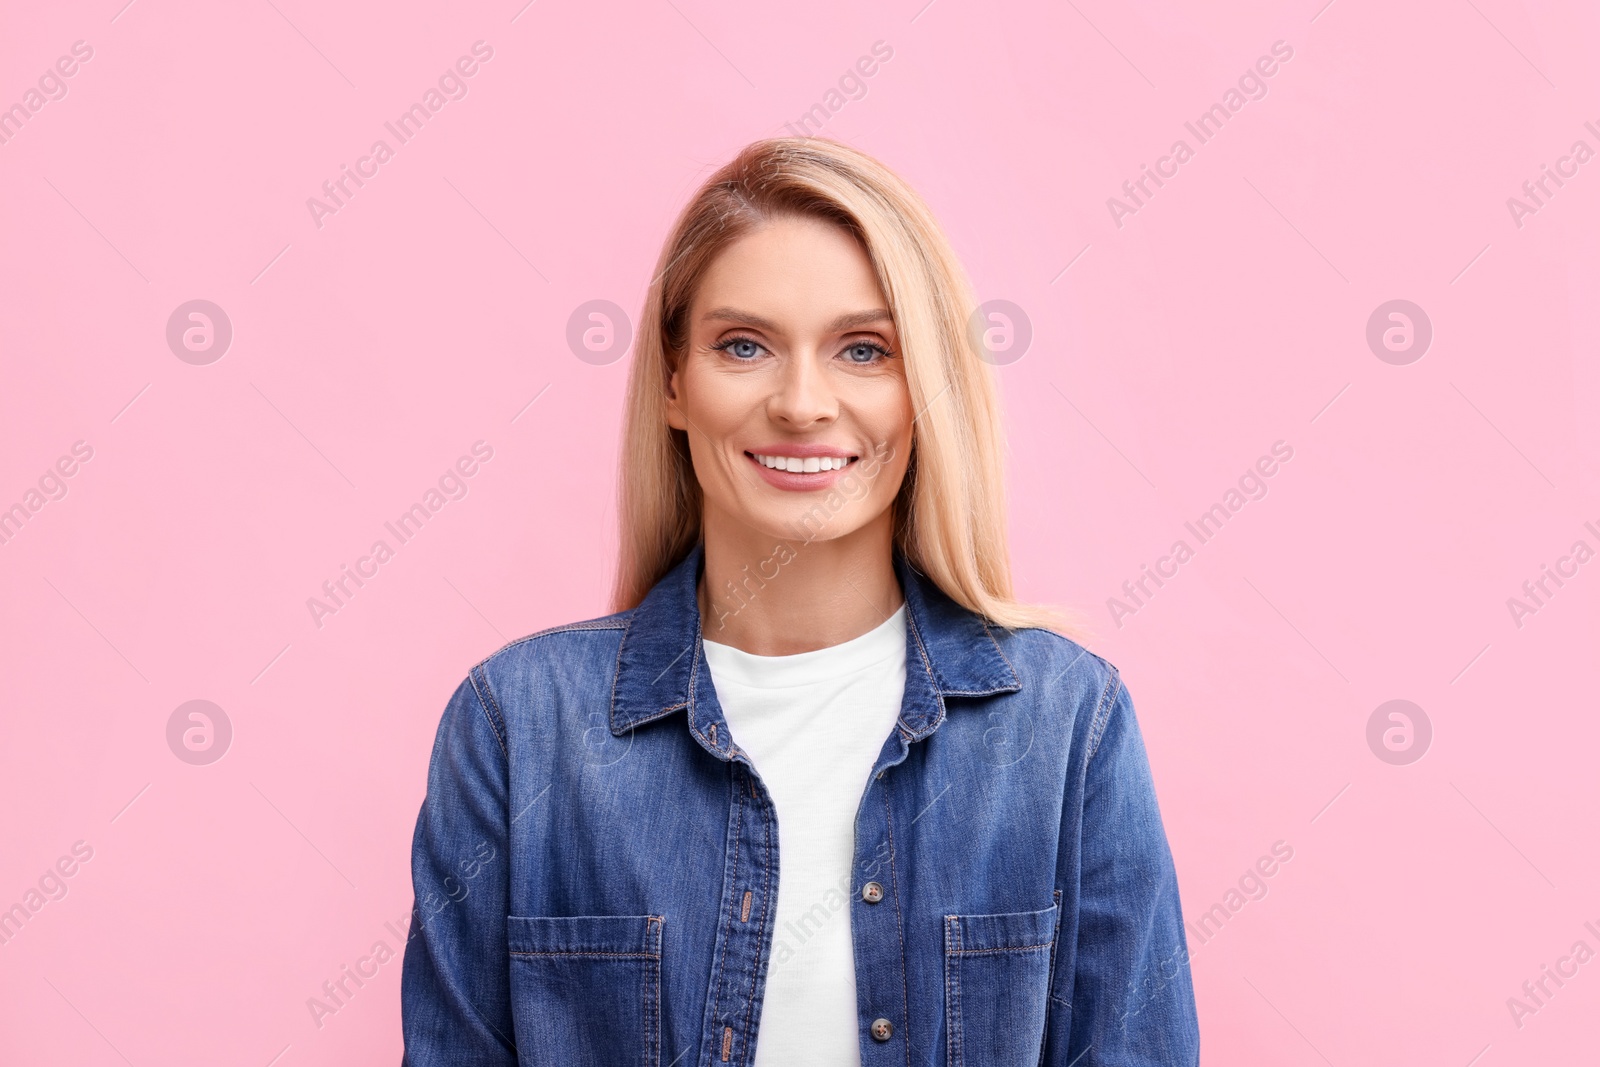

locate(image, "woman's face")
[[665, 214, 914, 549]]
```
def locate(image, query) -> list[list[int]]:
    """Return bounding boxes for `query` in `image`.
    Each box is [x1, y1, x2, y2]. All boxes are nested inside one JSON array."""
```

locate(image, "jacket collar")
[[609, 541, 1021, 748]]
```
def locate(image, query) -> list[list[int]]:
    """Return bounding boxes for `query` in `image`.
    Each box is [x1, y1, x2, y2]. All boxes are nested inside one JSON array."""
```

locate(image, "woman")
[[400, 137, 1199, 1065]]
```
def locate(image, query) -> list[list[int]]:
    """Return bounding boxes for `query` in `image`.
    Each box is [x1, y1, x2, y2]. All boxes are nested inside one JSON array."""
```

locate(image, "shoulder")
[[426, 608, 637, 761], [988, 624, 1121, 698], [986, 624, 1128, 750], [464, 607, 636, 697]]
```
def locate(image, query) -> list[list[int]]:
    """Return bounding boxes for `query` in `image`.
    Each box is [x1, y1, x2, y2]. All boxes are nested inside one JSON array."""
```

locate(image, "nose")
[[766, 349, 836, 428]]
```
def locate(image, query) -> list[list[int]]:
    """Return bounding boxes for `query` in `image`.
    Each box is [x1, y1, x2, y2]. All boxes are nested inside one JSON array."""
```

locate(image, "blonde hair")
[[612, 136, 1082, 637]]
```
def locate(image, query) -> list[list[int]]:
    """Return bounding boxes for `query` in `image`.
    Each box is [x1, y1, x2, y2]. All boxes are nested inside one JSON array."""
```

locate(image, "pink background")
[[3, 0, 1598, 1062]]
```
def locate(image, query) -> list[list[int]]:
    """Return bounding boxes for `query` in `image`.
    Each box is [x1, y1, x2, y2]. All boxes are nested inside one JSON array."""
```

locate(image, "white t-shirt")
[[701, 604, 909, 1066]]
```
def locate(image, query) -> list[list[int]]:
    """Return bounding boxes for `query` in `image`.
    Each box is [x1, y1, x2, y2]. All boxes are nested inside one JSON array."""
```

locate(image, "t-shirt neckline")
[[701, 604, 907, 690]]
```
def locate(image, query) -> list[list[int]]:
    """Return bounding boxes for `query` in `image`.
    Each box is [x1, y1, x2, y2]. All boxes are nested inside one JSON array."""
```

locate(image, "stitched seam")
[[1037, 888, 1064, 1067], [467, 665, 509, 759], [684, 614, 708, 747], [882, 784, 912, 1067], [608, 611, 633, 733], [508, 949, 660, 958], [947, 941, 1055, 956], [904, 610, 944, 734], [710, 772, 744, 1057], [620, 699, 689, 730], [1055, 672, 1120, 1021], [648, 916, 663, 1067], [1085, 667, 1122, 763], [946, 915, 962, 1067], [739, 777, 774, 1066], [471, 618, 630, 674], [942, 931, 951, 1067], [978, 616, 1022, 689]]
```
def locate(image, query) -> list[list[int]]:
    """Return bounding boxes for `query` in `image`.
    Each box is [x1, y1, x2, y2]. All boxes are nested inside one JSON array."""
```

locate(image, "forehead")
[[692, 216, 890, 330]]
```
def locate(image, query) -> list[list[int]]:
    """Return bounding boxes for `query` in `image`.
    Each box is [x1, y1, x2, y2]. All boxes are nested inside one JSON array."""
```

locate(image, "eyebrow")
[[701, 307, 894, 333]]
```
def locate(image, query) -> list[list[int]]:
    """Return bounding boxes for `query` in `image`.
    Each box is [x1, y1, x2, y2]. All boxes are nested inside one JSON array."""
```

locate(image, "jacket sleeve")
[[1049, 670, 1200, 1065], [400, 668, 518, 1065]]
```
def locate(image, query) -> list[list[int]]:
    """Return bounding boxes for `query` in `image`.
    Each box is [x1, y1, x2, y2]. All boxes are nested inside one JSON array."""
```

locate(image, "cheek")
[[677, 365, 742, 444], [882, 452, 914, 500], [679, 369, 767, 487], [685, 358, 766, 422], [878, 405, 917, 470], [854, 371, 914, 435], [685, 426, 738, 489], [853, 443, 911, 503], [849, 392, 913, 488]]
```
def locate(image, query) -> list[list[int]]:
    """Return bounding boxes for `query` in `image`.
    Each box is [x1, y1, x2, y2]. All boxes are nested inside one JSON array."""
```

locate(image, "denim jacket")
[[400, 542, 1200, 1065]]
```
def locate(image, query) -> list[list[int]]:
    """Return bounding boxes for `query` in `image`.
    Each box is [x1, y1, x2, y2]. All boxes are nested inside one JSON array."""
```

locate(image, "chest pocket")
[[507, 914, 664, 1066], [944, 901, 1061, 1067]]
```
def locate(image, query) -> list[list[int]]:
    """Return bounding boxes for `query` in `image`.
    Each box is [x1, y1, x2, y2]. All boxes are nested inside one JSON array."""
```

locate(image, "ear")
[[663, 365, 688, 431]]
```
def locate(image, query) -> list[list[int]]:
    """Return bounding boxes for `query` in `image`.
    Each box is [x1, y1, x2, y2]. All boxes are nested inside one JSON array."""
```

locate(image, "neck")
[[696, 511, 904, 656]]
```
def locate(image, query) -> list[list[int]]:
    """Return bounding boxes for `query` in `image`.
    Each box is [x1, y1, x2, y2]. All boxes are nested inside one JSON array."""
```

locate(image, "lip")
[[744, 447, 860, 492]]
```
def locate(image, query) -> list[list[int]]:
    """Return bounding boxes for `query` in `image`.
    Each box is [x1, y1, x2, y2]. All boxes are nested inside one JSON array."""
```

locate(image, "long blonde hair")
[[612, 137, 1080, 637]]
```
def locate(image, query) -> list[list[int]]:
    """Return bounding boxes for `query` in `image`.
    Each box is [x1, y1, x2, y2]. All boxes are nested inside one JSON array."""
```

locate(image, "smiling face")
[[664, 213, 915, 550]]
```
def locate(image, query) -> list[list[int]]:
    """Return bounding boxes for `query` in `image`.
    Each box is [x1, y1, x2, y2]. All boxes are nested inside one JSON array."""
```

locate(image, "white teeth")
[[754, 454, 851, 472]]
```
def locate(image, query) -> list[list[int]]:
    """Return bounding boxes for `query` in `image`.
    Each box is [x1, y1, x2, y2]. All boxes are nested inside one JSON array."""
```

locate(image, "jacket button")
[[870, 1017, 893, 1041], [861, 881, 884, 904]]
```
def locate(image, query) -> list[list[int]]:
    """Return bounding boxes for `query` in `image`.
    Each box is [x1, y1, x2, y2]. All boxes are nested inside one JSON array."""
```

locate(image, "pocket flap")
[[506, 914, 663, 957], [945, 903, 1058, 954]]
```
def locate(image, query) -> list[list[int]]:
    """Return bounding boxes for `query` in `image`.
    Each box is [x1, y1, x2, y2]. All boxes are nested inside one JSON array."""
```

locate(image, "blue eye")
[[843, 341, 891, 363], [711, 336, 765, 360]]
